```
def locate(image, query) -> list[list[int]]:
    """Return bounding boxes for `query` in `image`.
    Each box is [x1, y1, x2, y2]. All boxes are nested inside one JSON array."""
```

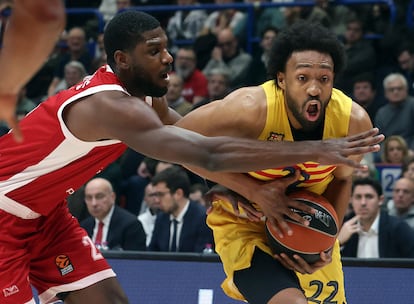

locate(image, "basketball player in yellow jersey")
[[0, 0, 65, 141], [176, 21, 379, 304]]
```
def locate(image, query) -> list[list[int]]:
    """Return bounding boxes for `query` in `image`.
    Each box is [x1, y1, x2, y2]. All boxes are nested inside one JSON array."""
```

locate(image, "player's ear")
[[276, 72, 285, 89], [114, 50, 130, 69]]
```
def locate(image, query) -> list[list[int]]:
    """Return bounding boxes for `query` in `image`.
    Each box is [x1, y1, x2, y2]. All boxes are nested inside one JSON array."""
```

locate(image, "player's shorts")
[[207, 199, 347, 304], [0, 202, 116, 304]]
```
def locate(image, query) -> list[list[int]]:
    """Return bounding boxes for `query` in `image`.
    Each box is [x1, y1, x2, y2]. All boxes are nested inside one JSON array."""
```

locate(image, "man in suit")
[[80, 177, 146, 251], [148, 166, 213, 253], [339, 177, 414, 258]]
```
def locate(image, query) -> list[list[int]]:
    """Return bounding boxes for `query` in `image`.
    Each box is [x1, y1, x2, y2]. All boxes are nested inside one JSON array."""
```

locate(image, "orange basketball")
[[265, 190, 339, 263]]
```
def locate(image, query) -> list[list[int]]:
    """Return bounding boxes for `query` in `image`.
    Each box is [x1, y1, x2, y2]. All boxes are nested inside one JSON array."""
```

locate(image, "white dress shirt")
[[357, 213, 380, 258]]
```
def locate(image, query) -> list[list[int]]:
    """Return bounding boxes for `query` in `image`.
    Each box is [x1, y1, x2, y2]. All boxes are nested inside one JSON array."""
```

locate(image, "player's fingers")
[[345, 127, 380, 143], [268, 217, 291, 238]]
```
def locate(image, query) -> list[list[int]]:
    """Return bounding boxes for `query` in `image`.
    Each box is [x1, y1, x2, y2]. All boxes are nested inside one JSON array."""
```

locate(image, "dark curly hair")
[[267, 21, 346, 85]]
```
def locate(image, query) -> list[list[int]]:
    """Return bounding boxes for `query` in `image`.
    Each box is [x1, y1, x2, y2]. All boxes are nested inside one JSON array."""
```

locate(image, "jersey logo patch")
[[55, 254, 74, 276], [267, 132, 284, 142]]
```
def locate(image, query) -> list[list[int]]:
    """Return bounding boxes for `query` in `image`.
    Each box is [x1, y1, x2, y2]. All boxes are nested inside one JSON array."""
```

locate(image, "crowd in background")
[[2, 0, 414, 257]]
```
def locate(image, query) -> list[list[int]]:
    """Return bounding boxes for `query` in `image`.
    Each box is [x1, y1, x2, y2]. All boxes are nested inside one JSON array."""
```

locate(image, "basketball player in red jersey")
[[0, 0, 65, 141], [0, 11, 382, 304]]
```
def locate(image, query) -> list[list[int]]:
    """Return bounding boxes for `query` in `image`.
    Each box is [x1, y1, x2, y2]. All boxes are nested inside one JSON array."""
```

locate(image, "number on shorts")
[[82, 236, 104, 261], [307, 280, 339, 304]]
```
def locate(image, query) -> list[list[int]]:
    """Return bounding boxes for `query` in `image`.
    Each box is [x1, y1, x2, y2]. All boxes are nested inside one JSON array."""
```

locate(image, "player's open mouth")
[[305, 100, 321, 122]]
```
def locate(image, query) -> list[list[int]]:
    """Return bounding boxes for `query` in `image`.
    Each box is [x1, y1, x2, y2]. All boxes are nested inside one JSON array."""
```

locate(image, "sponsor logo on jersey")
[[267, 132, 284, 142], [55, 254, 74, 276], [3, 285, 19, 297]]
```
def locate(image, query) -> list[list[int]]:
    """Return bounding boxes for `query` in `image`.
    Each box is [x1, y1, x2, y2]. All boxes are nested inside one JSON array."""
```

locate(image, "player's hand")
[[337, 215, 360, 245], [251, 170, 315, 237], [204, 184, 263, 220], [313, 128, 384, 168], [0, 93, 22, 142], [274, 247, 333, 275]]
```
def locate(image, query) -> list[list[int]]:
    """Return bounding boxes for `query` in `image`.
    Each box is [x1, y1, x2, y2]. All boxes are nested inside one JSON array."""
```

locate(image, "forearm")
[[0, 0, 65, 93]]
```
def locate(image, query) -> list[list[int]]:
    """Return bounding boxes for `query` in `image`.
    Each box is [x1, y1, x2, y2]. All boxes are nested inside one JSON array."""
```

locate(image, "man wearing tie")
[[148, 166, 213, 252], [80, 177, 146, 251]]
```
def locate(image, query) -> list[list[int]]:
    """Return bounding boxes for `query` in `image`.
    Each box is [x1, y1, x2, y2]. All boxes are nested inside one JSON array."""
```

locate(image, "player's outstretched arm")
[[0, 0, 65, 141]]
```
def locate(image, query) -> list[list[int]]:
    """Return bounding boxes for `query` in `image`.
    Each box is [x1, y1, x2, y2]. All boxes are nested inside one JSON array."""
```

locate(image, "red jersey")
[[0, 65, 128, 217]]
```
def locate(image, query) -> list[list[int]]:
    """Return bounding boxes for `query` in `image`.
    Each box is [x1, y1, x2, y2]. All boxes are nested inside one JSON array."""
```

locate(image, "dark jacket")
[[81, 205, 146, 251], [148, 201, 213, 253], [341, 211, 414, 258]]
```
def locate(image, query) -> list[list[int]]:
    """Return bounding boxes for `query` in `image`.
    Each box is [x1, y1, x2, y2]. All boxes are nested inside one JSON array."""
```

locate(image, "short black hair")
[[267, 21, 346, 82], [352, 177, 383, 197], [104, 10, 160, 68], [151, 166, 191, 197], [352, 72, 376, 90]]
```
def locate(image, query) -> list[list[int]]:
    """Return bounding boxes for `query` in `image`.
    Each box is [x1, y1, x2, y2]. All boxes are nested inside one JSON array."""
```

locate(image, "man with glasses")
[[148, 166, 213, 253], [375, 72, 414, 155], [203, 27, 252, 89]]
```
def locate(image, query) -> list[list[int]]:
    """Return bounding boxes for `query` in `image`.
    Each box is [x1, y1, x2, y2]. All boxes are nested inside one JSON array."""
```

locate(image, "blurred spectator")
[[236, 0, 285, 38], [401, 156, 414, 181], [351, 72, 385, 123], [166, 73, 193, 116], [379, 135, 409, 164], [189, 182, 209, 207], [247, 26, 278, 86], [148, 166, 213, 252], [53, 60, 87, 94], [335, 17, 377, 95], [174, 47, 208, 104], [47, 26, 93, 97], [91, 33, 107, 71], [203, 28, 252, 89], [99, 0, 132, 23], [80, 177, 147, 251], [200, 0, 245, 37], [374, 73, 414, 153], [395, 43, 414, 96], [166, 0, 207, 53], [339, 177, 414, 258], [192, 67, 232, 109], [0, 87, 37, 136], [138, 183, 161, 247], [387, 177, 414, 228]]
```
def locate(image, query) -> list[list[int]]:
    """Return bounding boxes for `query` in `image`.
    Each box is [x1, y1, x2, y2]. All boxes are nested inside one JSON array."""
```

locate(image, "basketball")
[[265, 190, 339, 264]]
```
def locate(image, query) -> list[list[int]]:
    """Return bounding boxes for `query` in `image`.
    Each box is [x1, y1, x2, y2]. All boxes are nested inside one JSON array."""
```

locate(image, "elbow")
[[28, 1, 66, 26]]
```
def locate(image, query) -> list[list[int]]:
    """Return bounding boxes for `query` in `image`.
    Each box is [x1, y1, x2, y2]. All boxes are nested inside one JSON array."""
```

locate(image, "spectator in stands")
[[380, 135, 409, 164], [247, 26, 278, 86], [80, 177, 147, 251], [375, 73, 414, 154], [92, 32, 107, 71], [165, 73, 193, 116], [203, 28, 252, 89], [339, 177, 414, 258], [335, 17, 377, 95], [53, 60, 87, 94], [166, 0, 207, 53], [200, 0, 245, 38], [395, 43, 414, 96], [351, 72, 385, 124], [0, 87, 37, 136], [47, 26, 93, 97], [189, 183, 209, 207], [192, 67, 232, 109], [148, 166, 213, 253], [236, 0, 285, 38], [138, 183, 161, 247], [401, 156, 414, 181], [174, 47, 208, 104], [387, 177, 414, 228], [99, 0, 133, 23]]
